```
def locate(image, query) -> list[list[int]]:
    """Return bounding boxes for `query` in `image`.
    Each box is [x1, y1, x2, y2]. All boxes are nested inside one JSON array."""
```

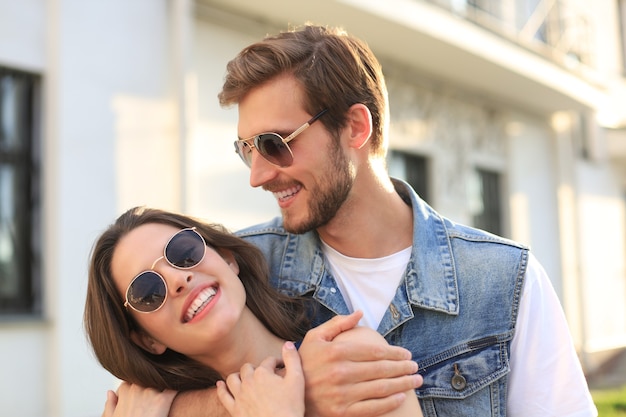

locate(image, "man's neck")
[[317, 176, 413, 258]]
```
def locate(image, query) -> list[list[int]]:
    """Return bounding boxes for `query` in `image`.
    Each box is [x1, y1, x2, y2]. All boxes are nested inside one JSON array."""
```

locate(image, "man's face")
[[237, 74, 354, 234]]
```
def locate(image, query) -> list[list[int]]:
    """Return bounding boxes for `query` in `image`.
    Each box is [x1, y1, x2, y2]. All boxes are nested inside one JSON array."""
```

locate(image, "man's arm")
[[298, 312, 422, 417], [102, 383, 177, 417], [169, 387, 227, 417]]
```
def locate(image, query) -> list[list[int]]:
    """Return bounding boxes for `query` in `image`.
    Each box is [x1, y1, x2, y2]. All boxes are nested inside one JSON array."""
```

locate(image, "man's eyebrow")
[[237, 128, 292, 141]]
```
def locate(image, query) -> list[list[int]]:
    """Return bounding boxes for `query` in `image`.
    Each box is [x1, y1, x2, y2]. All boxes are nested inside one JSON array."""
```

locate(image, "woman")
[[84, 206, 422, 417]]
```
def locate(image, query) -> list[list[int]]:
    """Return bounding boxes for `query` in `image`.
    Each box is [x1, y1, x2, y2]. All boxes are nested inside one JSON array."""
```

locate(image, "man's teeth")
[[185, 287, 217, 322], [273, 186, 300, 200]]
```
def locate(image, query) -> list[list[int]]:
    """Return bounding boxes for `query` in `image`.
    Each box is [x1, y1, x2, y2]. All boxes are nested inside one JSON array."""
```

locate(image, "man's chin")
[[282, 217, 317, 235]]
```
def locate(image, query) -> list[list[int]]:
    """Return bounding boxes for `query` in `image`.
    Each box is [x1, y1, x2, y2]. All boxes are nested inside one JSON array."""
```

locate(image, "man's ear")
[[130, 330, 167, 355], [345, 103, 372, 150]]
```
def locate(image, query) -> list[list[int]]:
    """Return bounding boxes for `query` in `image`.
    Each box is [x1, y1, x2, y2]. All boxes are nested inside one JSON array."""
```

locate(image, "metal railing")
[[425, 0, 594, 70]]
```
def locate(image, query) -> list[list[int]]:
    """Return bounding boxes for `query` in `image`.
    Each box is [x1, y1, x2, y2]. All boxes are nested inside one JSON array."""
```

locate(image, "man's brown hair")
[[219, 24, 389, 156]]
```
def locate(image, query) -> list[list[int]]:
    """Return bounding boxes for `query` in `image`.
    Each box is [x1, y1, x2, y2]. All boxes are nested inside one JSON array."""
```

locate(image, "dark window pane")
[[0, 67, 40, 315], [389, 151, 429, 203], [471, 168, 502, 235]]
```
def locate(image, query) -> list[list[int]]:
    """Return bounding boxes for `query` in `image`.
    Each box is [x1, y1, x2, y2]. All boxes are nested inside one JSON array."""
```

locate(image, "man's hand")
[[101, 382, 177, 417], [298, 311, 422, 417], [217, 341, 305, 417]]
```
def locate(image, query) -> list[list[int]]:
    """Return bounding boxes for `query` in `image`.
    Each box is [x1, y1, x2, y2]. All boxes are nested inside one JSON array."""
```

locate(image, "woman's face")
[[110, 223, 248, 361]]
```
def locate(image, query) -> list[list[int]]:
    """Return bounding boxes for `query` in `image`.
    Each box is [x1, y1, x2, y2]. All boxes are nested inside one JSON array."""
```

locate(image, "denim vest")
[[236, 179, 528, 416]]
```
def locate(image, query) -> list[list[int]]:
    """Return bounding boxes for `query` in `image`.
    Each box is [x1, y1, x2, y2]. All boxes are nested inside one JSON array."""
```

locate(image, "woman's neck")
[[192, 308, 286, 377]]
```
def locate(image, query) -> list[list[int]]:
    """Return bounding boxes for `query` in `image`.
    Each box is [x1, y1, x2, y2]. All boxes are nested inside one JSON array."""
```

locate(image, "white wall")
[[0, 0, 45, 70], [576, 161, 626, 352], [0, 0, 176, 416], [506, 112, 563, 296], [187, 18, 279, 230], [44, 1, 175, 415]]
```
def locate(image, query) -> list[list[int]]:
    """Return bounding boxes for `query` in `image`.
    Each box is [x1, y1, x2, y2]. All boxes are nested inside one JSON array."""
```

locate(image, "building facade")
[[1, 0, 625, 415]]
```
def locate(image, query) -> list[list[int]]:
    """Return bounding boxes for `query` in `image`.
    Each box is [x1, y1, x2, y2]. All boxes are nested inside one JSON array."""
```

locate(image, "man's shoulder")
[[234, 217, 319, 259], [235, 216, 287, 238], [442, 218, 528, 251]]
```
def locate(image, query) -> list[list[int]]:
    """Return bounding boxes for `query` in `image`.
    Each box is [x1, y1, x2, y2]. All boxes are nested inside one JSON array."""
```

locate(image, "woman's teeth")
[[184, 287, 217, 322]]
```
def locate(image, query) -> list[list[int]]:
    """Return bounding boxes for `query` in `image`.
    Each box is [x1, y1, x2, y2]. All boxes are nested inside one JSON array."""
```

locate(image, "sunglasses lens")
[[257, 134, 293, 167], [165, 228, 206, 269], [127, 272, 166, 312], [234, 141, 253, 167]]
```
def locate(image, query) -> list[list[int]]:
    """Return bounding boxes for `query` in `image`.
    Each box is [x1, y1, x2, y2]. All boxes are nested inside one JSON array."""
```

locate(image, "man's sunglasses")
[[234, 109, 327, 168], [124, 227, 207, 313]]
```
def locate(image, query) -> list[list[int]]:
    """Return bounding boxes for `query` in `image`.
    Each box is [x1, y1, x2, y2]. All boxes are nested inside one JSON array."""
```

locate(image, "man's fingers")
[[216, 380, 235, 415], [342, 358, 419, 381], [346, 375, 422, 400], [303, 354, 418, 386], [340, 392, 408, 417], [319, 339, 413, 363], [306, 311, 363, 341]]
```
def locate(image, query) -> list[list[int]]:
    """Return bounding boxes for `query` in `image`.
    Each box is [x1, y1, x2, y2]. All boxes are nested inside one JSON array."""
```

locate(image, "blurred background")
[[1, 0, 625, 415]]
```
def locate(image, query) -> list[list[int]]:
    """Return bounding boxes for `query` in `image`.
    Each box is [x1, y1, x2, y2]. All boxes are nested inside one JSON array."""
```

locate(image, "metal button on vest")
[[451, 364, 467, 390]]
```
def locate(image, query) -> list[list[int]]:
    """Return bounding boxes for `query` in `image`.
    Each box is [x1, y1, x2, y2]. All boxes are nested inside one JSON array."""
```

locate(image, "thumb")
[[101, 390, 118, 417], [309, 311, 363, 342], [282, 341, 304, 381]]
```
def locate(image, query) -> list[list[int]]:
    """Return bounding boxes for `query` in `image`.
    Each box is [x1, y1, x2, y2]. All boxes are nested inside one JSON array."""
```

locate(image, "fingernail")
[[284, 341, 296, 350]]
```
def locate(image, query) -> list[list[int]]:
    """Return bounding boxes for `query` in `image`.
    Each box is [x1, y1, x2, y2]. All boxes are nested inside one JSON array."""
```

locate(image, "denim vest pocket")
[[416, 339, 510, 417]]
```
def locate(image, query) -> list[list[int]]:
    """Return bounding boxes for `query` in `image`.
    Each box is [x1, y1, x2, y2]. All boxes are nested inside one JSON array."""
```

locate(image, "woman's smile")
[[183, 285, 220, 323]]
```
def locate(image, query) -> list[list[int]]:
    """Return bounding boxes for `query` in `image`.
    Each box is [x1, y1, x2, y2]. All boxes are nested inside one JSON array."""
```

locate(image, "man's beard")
[[283, 141, 353, 234]]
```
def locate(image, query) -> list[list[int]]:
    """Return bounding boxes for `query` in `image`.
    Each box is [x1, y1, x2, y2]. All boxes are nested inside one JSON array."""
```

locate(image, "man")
[[175, 24, 596, 416]]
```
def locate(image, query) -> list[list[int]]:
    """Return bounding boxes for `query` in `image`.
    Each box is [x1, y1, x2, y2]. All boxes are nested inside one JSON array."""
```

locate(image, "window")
[[469, 168, 502, 235], [388, 151, 430, 204], [0, 67, 41, 316]]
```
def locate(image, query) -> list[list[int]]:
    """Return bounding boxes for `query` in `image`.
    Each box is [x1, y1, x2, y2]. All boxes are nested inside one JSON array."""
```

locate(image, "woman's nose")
[[154, 260, 193, 296], [170, 272, 192, 295]]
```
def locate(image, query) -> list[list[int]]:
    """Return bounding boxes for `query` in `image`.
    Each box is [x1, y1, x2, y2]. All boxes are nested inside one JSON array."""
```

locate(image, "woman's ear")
[[220, 250, 240, 275], [130, 330, 167, 355], [345, 103, 372, 150]]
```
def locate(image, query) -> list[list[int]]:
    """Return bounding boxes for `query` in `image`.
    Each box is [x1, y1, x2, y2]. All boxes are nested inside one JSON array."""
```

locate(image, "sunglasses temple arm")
[[284, 123, 311, 143]]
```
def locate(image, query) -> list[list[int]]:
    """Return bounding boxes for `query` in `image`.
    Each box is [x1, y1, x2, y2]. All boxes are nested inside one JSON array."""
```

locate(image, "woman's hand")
[[101, 382, 178, 417], [217, 341, 305, 417]]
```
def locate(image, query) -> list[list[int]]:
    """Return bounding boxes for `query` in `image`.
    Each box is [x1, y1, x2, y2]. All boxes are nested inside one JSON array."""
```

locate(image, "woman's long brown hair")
[[84, 207, 310, 391]]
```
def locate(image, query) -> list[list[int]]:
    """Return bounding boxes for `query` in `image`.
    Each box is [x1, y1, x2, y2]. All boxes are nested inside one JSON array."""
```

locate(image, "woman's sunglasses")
[[124, 227, 207, 313], [234, 109, 327, 168]]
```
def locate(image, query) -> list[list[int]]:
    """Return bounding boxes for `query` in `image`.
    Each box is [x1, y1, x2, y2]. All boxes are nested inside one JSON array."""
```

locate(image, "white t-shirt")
[[321, 243, 597, 416]]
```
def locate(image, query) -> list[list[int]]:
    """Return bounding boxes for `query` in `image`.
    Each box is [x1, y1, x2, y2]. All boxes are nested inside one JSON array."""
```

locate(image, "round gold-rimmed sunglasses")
[[124, 227, 207, 313]]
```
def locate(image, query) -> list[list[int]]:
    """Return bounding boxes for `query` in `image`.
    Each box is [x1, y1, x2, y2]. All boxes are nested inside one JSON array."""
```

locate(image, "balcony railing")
[[424, 0, 594, 70]]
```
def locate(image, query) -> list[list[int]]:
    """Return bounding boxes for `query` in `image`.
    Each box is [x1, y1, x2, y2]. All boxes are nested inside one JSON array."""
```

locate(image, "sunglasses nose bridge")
[[151, 256, 165, 270]]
